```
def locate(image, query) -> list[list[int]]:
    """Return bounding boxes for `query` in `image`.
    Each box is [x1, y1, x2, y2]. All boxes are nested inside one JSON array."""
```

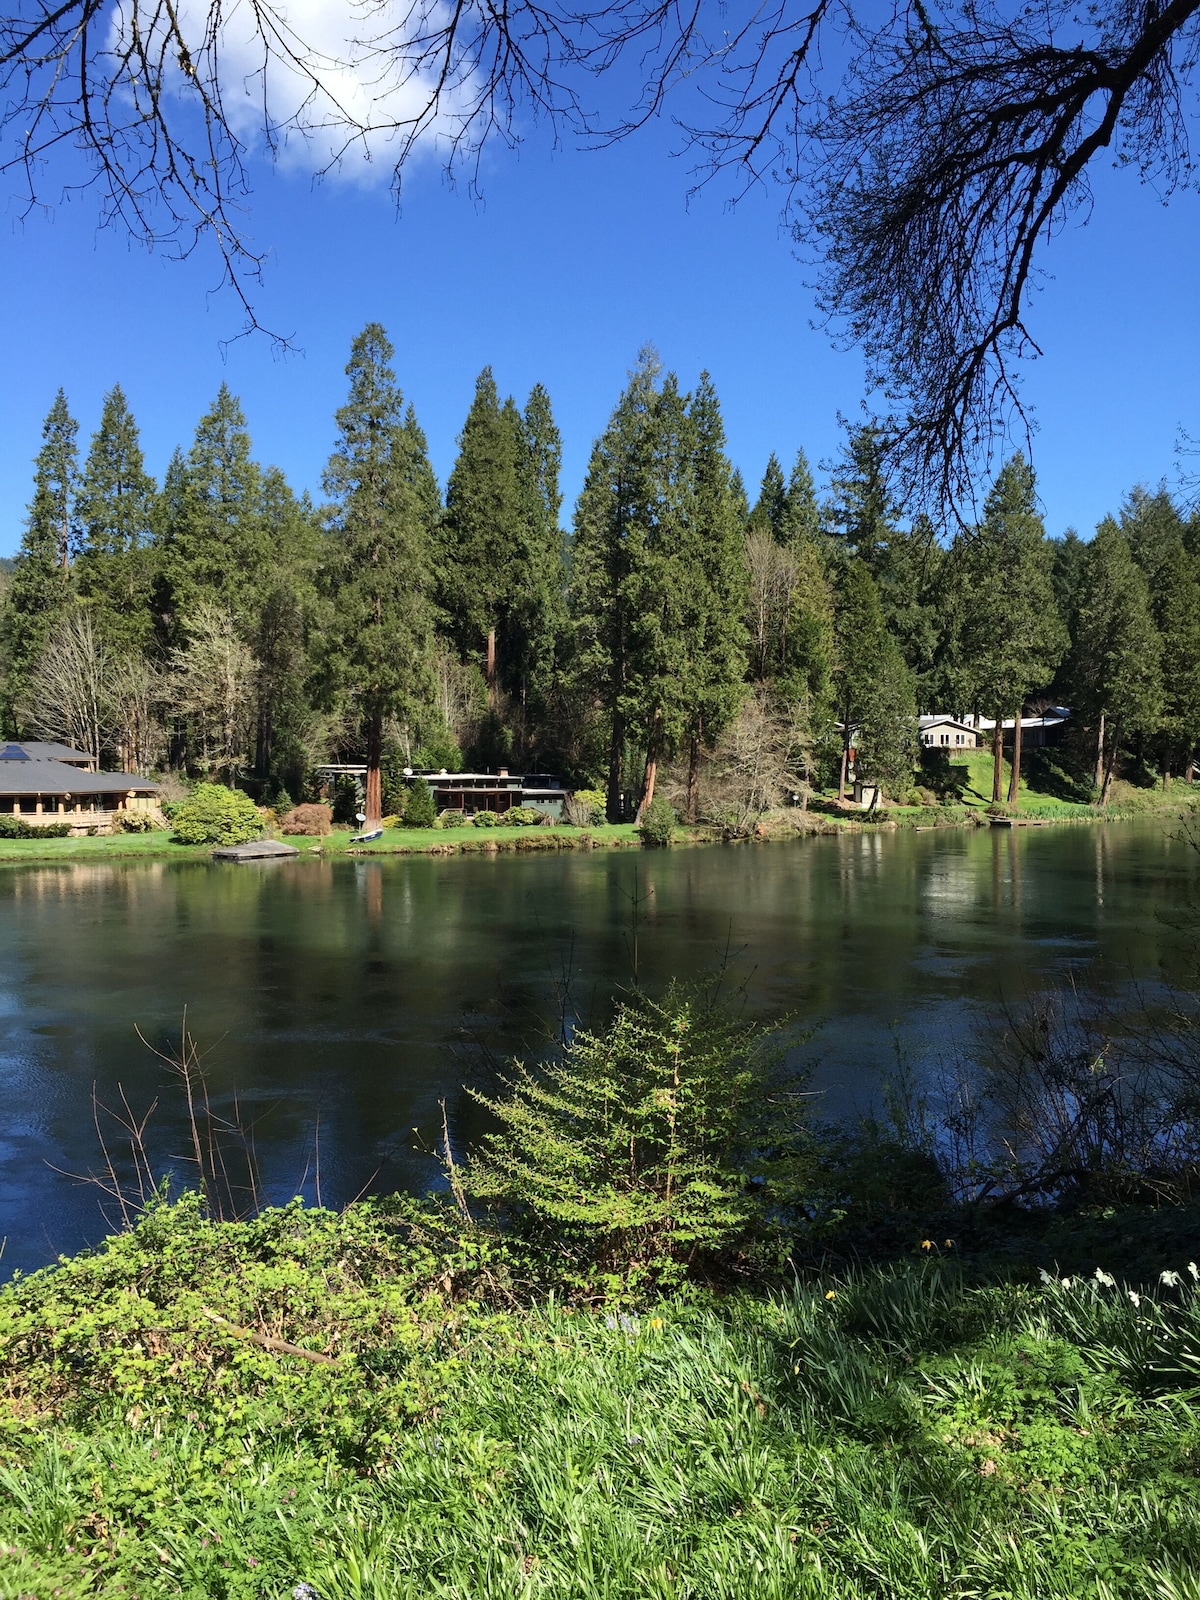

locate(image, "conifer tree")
[[1120, 486, 1200, 782], [826, 424, 899, 569], [832, 559, 888, 800], [856, 635, 918, 803], [437, 368, 526, 701], [2, 392, 79, 729], [1067, 517, 1162, 801], [573, 351, 698, 819], [1154, 550, 1200, 781], [746, 453, 787, 540], [945, 455, 1066, 802], [321, 324, 434, 826], [508, 383, 566, 749], [74, 384, 156, 655], [681, 372, 749, 819], [778, 448, 822, 553], [155, 384, 269, 640]]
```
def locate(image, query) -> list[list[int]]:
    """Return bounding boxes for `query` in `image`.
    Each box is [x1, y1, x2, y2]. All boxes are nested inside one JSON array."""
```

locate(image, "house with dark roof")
[[0, 742, 161, 831]]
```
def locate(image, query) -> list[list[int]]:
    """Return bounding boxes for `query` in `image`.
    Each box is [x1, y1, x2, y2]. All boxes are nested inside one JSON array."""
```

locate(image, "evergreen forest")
[[4, 331, 1199, 823]]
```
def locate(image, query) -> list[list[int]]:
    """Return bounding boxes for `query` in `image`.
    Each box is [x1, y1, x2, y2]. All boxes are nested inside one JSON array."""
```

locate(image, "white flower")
[[1188, 1261, 1199, 1281], [1094, 1268, 1116, 1288], [1038, 1269, 1053, 1285], [1128, 1290, 1141, 1308], [1160, 1270, 1183, 1288]]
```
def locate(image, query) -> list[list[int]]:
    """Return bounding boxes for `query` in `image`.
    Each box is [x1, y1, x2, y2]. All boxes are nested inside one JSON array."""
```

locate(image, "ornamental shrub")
[[171, 783, 262, 846], [280, 803, 333, 837], [506, 805, 548, 827], [472, 809, 500, 827], [438, 810, 468, 828], [402, 777, 437, 828], [114, 812, 155, 833], [638, 795, 676, 848]]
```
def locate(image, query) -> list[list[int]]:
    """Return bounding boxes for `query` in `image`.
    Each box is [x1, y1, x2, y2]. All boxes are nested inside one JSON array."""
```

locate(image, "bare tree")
[[6, 1, 1199, 490], [171, 601, 258, 780], [24, 608, 117, 763], [690, 686, 812, 833], [110, 652, 166, 774], [744, 530, 798, 682]]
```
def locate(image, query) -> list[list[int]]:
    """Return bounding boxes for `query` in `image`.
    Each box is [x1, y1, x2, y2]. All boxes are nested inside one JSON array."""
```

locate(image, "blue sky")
[[2, 100, 1198, 557]]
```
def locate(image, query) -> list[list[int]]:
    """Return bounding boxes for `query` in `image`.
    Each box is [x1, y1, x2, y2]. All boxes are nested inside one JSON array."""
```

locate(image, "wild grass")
[[2, 1199, 1200, 1599]]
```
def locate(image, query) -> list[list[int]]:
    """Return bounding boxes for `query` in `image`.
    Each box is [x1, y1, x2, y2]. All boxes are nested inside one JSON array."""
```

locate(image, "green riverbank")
[[0, 757, 1194, 865], [2, 1197, 1199, 1600]]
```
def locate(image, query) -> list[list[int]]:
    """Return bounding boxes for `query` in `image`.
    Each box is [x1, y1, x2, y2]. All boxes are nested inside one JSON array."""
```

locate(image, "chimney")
[[498, 766, 509, 778]]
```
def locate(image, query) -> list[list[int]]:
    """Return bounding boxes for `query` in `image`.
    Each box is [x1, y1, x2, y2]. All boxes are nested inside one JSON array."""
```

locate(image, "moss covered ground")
[[2, 1198, 1199, 1599]]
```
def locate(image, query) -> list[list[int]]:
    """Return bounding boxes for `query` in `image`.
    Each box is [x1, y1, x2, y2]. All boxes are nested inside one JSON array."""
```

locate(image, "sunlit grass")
[[2, 1202, 1199, 1598]]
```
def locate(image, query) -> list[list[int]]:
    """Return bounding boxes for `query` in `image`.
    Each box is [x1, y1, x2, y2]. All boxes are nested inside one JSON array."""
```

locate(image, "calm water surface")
[[2, 818, 1198, 1275]]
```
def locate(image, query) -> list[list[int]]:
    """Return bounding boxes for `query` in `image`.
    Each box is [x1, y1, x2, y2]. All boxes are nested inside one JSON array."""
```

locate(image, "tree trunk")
[[1101, 719, 1121, 805], [637, 710, 663, 819], [839, 723, 851, 802], [606, 708, 625, 823], [1187, 755, 1196, 783], [685, 722, 702, 823], [638, 755, 658, 819], [1094, 711, 1106, 792], [485, 627, 497, 708], [364, 713, 383, 826], [991, 719, 1004, 803], [1007, 709, 1023, 805]]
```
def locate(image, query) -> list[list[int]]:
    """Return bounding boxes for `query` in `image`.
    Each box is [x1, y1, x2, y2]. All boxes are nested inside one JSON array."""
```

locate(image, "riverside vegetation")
[[3, 974, 1200, 1600], [2, 337, 1200, 836]]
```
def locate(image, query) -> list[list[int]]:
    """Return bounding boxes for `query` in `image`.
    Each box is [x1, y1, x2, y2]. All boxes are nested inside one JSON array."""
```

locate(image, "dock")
[[211, 839, 301, 861]]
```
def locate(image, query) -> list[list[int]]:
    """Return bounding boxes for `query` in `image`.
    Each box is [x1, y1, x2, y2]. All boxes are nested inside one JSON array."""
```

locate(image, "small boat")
[[350, 826, 384, 843]]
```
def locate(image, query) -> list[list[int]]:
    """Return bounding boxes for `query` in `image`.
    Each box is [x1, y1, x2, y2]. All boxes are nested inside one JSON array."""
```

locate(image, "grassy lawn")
[[0, 823, 645, 865], [2, 1199, 1198, 1599]]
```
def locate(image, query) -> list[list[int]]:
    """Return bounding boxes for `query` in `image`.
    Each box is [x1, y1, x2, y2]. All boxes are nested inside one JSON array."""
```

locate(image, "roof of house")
[[918, 715, 978, 734], [0, 744, 159, 796], [13, 740, 95, 764]]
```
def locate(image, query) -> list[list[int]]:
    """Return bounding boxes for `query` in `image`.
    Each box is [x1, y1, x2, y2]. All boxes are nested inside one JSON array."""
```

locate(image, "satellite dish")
[[355, 811, 366, 823]]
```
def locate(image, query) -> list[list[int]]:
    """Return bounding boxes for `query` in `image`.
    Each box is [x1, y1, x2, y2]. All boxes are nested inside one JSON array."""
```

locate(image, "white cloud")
[[114, 0, 479, 185]]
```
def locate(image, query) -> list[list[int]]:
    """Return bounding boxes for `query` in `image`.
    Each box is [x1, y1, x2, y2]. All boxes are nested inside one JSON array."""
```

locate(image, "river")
[[2, 817, 1197, 1276]]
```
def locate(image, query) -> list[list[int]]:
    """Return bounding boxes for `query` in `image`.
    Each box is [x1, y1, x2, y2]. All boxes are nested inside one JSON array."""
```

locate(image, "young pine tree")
[[321, 324, 435, 826]]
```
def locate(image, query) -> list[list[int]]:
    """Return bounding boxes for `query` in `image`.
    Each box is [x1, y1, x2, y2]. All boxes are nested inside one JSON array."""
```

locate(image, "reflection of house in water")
[[0, 740, 161, 832]]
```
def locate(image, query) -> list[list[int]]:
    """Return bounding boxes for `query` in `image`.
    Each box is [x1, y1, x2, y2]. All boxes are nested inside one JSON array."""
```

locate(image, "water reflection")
[[1, 817, 1197, 1275]]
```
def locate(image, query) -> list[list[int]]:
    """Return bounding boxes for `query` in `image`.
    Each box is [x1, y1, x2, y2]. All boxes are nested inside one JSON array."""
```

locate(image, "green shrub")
[[438, 809, 469, 828], [171, 783, 262, 846], [565, 786, 607, 826], [466, 985, 809, 1287], [114, 811, 155, 833], [402, 777, 437, 828], [506, 805, 548, 826], [638, 794, 676, 847], [0, 815, 70, 839], [472, 809, 500, 827]]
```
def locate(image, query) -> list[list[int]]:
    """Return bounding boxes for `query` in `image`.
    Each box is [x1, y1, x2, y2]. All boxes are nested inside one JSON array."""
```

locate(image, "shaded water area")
[[2, 818, 1198, 1276]]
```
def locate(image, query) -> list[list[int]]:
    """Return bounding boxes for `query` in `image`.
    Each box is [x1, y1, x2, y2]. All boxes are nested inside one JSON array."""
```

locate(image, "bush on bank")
[[171, 783, 263, 846]]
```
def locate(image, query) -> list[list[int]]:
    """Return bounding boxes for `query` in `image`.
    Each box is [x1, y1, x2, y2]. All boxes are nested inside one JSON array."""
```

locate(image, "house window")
[[940, 734, 949, 745]]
